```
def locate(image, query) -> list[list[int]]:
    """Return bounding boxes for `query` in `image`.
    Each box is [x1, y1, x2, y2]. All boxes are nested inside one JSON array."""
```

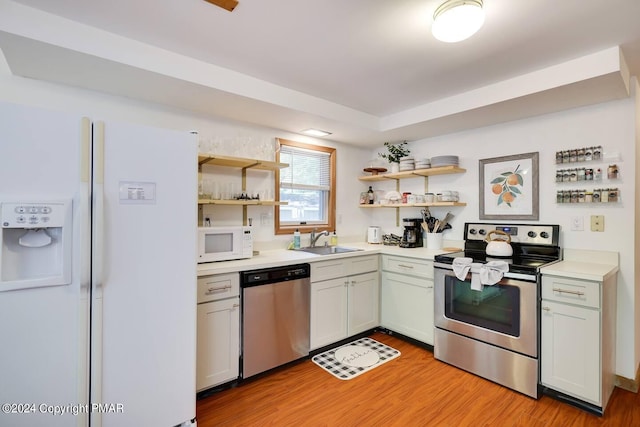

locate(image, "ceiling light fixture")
[[432, 0, 485, 43], [301, 128, 332, 137]]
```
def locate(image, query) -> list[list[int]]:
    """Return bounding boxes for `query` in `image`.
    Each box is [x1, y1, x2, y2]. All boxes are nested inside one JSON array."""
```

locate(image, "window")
[[275, 138, 336, 235]]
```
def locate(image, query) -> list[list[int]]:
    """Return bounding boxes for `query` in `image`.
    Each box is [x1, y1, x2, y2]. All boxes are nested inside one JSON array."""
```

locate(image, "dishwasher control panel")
[[241, 263, 310, 287]]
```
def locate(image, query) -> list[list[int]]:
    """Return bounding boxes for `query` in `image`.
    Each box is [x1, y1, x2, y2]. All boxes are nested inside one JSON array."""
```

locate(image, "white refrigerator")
[[0, 101, 198, 427]]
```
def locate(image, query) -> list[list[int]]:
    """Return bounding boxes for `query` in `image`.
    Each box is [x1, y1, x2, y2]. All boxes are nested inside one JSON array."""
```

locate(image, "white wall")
[[1, 51, 637, 381], [369, 94, 638, 380], [0, 54, 371, 250]]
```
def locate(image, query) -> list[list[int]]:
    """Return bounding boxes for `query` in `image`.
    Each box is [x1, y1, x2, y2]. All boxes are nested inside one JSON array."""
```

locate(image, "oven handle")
[[552, 287, 585, 296]]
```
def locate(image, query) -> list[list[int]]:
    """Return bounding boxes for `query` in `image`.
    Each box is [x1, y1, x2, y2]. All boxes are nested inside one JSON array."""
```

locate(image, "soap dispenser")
[[330, 230, 338, 246]]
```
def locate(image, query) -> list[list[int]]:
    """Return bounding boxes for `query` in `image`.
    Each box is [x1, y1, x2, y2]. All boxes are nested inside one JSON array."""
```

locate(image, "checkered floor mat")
[[311, 337, 401, 380]]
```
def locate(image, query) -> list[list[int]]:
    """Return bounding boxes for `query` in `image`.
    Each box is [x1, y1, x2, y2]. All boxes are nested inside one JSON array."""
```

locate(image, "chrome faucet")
[[309, 229, 330, 247]]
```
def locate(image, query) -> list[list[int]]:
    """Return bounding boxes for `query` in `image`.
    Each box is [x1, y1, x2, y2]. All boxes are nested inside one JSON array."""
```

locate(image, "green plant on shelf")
[[378, 141, 410, 164]]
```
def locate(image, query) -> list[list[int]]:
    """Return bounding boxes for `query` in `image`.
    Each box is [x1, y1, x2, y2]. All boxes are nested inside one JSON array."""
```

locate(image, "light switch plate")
[[571, 216, 584, 231], [591, 215, 605, 232]]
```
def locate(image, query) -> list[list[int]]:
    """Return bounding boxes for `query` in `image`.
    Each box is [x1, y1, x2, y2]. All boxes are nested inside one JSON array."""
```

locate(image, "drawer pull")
[[206, 285, 232, 294], [232, 303, 240, 309], [398, 264, 414, 269], [552, 287, 585, 296], [542, 306, 551, 311]]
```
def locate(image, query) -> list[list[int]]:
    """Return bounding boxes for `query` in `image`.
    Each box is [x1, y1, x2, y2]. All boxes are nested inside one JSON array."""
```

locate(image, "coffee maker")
[[400, 218, 423, 248]]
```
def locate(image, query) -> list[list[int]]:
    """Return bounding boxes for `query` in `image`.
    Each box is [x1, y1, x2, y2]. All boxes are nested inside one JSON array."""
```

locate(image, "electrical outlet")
[[571, 216, 584, 231], [591, 215, 605, 232]]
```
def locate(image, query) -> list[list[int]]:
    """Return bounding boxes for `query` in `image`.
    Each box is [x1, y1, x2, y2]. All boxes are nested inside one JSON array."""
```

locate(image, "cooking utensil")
[[485, 230, 513, 257], [437, 212, 454, 233]]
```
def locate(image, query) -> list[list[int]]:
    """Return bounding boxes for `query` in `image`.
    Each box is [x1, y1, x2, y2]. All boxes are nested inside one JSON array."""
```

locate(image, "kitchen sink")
[[299, 246, 363, 255]]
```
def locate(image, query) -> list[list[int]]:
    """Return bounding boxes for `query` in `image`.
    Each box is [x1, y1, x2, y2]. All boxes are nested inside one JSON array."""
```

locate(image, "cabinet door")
[[381, 271, 434, 344], [310, 277, 348, 350], [196, 298, 240, 391], [348, 271, 380, 336], [541, 300, 600, 404]]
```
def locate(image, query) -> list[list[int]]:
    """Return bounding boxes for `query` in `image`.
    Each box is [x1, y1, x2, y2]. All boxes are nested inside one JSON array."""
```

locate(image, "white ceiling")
[[3, 0, 640, 146]]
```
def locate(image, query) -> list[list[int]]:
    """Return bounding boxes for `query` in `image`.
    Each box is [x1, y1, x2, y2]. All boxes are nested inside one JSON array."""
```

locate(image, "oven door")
[[434, 267, 538, 357]]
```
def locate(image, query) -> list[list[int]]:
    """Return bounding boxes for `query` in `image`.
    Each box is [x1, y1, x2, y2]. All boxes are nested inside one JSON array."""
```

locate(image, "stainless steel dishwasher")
[[240, 263, 310, 378]]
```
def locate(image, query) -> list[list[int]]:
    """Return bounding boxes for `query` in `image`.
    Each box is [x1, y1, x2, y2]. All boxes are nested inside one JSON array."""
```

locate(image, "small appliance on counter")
[[197, 225, 253, 263], [400, 218, 423, 248], [367, 226, 382, 244]]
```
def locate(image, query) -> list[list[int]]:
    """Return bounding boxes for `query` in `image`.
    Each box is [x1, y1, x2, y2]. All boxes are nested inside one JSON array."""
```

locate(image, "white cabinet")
[[196, 272, 240, 391], [380, 255, 434, 345], [310, 255, 379, 349], [540, 273, 617, 412]]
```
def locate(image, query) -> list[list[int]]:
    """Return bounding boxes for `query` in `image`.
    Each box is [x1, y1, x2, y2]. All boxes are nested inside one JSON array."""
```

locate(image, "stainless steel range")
[[433, 222, 561, 398]]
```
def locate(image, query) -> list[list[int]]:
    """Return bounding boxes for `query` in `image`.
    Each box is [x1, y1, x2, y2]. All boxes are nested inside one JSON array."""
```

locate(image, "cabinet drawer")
[[311, 255, 379, 282], [197, 273, 240, 303], [347, 255, 379, 276], [382, 255, 433, 279], [542, 275, 600, 309], [311, 259, 348, 283]]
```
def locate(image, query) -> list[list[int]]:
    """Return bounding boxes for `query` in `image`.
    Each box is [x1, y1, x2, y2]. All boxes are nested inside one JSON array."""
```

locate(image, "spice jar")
[[608, 188, 619, 203], [562, 150, 570, 163], [556, 151, 563, 164], [592, 189, 601, 203], [563, 191, 571, 203], [593, 145, 602, 160], [584, 147, 593, 161], [585, 168, 593, 180], [585, 191, 593, 203], [577, 168, 585, 181], [601, 188, 609, 203], [569, 168, 577, 182], [578, 190, 585, 203], [569, 149, 578, 163], [594, 168, 602, 180], [570, 190, 578, 203], [577, 148, 585, 162], [556, 190, 564, 204], [556, 170, 564, 183], [607, 164, 619, 180]]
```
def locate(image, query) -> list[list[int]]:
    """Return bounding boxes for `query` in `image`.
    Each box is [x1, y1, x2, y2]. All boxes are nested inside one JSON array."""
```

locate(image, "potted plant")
[[378, 141, 410, 173]]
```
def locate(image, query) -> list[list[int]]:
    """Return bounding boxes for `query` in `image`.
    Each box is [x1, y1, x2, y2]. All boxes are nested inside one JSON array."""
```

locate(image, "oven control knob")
[[527, 231, 537, 238], [478, 229, 486, 235], [469, 228, 477, 235], [540, 231, 549, 239]]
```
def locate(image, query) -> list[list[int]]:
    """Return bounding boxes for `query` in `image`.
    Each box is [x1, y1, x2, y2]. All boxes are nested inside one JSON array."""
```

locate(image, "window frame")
[[274, 138, 336, 236]]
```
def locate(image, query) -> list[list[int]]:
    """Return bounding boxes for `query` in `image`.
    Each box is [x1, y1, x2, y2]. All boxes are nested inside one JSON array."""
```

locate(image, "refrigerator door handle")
[[91, 121, 105, 427], [80, 118, 91, 293], [92, 121, 105, 295]]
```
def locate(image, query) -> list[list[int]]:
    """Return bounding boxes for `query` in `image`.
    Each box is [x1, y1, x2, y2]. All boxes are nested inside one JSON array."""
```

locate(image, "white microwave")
[[197, 226, 253, 263]]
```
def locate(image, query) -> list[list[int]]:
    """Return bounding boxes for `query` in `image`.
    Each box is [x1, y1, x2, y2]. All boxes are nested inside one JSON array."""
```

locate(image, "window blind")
[[279, 145, 330, 190]]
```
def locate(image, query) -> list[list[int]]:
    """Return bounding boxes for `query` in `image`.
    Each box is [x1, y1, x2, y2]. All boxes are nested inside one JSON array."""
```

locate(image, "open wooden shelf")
[[358, 166, 466, 182], [198, 199, 287, 206], [359, 202, 466, 208], [198, 154, 288, 171]]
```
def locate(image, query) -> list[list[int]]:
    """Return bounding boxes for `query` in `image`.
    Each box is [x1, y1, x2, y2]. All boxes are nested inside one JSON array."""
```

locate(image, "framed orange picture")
[[479, 152, 539, 220]]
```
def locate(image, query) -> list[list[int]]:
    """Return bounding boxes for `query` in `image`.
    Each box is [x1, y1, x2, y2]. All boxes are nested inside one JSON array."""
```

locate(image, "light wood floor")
[[196, 332, 640, 426]]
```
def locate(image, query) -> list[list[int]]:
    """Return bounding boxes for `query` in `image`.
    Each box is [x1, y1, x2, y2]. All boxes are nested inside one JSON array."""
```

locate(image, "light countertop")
[[540, 260, 619, 282], [197, 243, 459, 276]]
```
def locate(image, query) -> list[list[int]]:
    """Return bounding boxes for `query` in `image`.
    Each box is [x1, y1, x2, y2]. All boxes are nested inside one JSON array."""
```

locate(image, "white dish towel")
[[452, 258, 509, 291]]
